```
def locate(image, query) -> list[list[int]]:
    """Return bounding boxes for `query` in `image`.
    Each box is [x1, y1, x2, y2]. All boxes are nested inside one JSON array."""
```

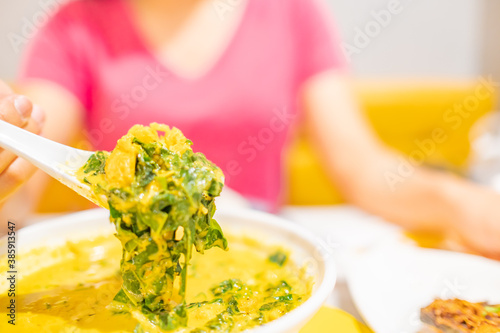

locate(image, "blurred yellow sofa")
[[37, 78, 497, 212], [286, 78, 497, 205]]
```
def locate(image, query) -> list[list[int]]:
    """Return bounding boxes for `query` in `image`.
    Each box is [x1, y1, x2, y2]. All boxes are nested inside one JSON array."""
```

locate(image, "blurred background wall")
[[328, 0, 481, 77], [482, 0, 500, 99], [0, 0, 497, 80]]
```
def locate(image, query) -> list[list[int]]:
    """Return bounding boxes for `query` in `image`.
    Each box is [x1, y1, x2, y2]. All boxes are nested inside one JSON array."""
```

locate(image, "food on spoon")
[[77, 123, 227, 331], [421, 299, 500, 333]]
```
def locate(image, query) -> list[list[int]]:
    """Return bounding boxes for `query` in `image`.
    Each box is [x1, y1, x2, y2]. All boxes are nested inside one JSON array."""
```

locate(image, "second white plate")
[[347, 237, 500, 333]]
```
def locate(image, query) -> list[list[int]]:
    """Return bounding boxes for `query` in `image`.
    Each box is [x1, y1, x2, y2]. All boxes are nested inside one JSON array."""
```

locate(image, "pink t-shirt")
[[20, 0, 346, 211]]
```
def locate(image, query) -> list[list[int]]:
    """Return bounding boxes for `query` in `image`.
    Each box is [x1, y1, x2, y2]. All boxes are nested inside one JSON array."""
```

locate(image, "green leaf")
[[109, 202, 122, 219], [121, 271, 143, 304], [132, 242, 158, 267], [113, 289, 130, 304], [268, 250, 288, 266], [227, 297, 240, 315], [158, 304, 188, 331], [273, 294, 293, 302], [83, 151, 107, 175], [210, 279, 243, 296]]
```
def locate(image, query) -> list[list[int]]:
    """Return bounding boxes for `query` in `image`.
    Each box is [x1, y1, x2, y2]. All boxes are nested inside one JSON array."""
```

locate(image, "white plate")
[[347, 236, 500, 333]]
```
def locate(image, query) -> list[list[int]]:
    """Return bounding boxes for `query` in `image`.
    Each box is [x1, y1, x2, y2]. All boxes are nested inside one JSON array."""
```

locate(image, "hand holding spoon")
[[0, 119, 107, 208]]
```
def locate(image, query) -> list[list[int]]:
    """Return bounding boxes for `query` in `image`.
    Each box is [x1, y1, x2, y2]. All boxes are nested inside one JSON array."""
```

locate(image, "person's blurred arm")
[[303, 71, 500, 259]]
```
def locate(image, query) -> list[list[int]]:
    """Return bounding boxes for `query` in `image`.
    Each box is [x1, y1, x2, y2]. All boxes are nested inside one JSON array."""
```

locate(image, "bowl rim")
[[4, 208, 336, 332]]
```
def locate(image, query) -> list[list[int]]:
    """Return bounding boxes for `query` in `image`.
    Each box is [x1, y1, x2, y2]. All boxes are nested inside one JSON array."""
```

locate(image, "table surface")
[[280, 205, 402, 324]]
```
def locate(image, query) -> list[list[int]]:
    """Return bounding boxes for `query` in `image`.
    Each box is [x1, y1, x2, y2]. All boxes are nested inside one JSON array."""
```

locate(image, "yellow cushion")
[[300, 306, 373, 333], [287, 79, 497, 205]]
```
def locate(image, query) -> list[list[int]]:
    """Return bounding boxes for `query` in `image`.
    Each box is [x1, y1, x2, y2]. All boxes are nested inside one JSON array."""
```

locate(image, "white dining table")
[[280, 205, 402, 323]]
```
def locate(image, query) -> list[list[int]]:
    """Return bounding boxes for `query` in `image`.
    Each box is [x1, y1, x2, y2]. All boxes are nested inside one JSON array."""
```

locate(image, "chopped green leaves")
[[187, 278, 303, 332], [268, 250, 288, 267], [82, 151, 107, 175], [210, 279, 243, 297], [80, 128, 226, 332]]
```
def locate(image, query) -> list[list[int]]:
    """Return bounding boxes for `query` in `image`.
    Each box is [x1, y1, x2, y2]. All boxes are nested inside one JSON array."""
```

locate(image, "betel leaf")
[[121, 270, 144, 305], [82, 151, 107, 175], [226, 297, 240, 315], [113, 288, 129, 304], [203, 219, 228, 250], [132, 138, 158, 159], [109, 202, 122, 219], [186, 298, 223, 310], [210, 279, 243, 296], [268, 250, 288, 267], [135, 154, 157, 187]]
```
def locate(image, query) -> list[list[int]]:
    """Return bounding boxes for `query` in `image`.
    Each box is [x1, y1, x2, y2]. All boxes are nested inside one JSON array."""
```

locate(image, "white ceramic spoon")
[[0, 119, 107, 207]]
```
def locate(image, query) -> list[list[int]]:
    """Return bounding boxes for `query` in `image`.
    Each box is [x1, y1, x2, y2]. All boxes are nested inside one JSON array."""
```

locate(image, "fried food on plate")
[[421, 299, 500, 333]]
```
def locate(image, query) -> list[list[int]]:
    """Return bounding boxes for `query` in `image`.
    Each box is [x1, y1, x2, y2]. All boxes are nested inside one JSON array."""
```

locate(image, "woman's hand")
[[446, 182, 500, 260], [0, 81, 45, 204]]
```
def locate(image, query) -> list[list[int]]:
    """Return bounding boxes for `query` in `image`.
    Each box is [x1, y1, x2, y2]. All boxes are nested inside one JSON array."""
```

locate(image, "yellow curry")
[[0, 233, 311, 332], [0, 124, 311, 332]]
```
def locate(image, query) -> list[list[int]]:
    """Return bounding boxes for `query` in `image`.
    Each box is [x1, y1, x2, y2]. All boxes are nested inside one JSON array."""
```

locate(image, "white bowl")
[[0, 208, 336, 333]]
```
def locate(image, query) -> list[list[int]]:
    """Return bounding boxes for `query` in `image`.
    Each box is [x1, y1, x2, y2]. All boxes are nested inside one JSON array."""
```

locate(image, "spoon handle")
[[0, 119, 92, 179]]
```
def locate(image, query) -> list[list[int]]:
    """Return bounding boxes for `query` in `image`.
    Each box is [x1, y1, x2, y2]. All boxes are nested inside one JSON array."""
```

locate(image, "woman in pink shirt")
[[1, 0, 500, 258], [20, 0, 348, 211]]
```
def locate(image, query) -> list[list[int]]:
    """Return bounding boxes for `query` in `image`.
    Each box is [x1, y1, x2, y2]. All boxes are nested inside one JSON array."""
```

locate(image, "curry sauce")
[[0, 234, 311, 332]]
